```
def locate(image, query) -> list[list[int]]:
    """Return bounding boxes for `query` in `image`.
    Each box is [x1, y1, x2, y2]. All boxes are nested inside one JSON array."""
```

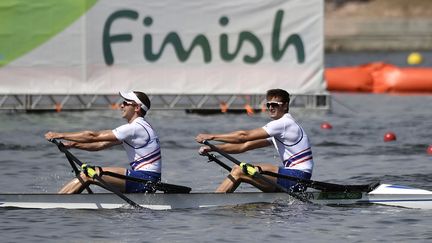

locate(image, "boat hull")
[[0, 192, 297, 210], [1, 184, 431, 210]]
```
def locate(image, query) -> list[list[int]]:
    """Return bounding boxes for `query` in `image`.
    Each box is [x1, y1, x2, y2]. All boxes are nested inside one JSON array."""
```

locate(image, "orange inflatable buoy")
[[244, 104, 254, 116], [427, 145, 432, 155], [320, 122, 333, 130], [326, 62, 432, 94], [219, 102, 228, 113], [55, 103, 62, 112], [325, 67, 373, 92], [110, 103, 120, 110], [325, 62, 388, 92], [383, 132, 397, 142]]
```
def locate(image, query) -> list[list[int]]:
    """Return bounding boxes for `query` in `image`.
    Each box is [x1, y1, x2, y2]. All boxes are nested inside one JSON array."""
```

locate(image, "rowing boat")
[[1, 183, 431, 210], [10, 140, 426, 210]]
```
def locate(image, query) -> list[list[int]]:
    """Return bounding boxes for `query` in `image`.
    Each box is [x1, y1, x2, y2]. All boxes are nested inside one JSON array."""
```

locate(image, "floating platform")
[[0, 93, 330, 112]]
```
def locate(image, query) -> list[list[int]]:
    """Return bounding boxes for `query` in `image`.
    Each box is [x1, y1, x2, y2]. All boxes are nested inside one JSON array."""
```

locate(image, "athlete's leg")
[[58, 167, 126, 194], [215, 163, 279, 193]]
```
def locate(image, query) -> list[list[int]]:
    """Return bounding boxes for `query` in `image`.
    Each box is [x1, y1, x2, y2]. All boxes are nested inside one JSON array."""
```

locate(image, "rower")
[[196, 88, 314, 193], [45, 91, 162, 194]]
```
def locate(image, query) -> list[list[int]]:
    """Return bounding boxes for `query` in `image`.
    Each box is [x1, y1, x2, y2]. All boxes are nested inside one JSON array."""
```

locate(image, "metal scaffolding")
[[0, 93, 330, 112]]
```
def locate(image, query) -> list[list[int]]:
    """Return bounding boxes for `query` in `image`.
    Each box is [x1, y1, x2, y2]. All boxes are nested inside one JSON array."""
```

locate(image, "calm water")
[[2, 52, 432, 242]]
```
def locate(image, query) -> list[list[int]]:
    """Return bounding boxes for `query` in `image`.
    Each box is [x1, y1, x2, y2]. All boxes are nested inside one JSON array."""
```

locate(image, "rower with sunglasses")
[[196, 89, 313, 193], [45, 91, 162, 194]]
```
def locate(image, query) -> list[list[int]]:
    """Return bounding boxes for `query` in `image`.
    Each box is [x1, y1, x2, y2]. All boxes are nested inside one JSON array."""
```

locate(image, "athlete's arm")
[[45, 130, 118, 143], [199, 139, 271, 155], [216, 139, 271, 154], [63, 140, 121, 151], [196, 127, 269, 144]]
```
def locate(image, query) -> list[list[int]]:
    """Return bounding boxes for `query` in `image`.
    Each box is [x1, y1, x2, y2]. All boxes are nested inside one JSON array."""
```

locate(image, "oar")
[[202, 140, 310, 202], [64, 152, 93, 194], [49, 139, 142, 209], [205, 153, 232, 172], [205, 151, 377, 192]]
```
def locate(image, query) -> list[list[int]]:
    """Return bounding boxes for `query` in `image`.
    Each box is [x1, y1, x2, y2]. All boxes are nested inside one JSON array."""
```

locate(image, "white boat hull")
[[1, 184, 431, 210], [367, 184, 432, 209]]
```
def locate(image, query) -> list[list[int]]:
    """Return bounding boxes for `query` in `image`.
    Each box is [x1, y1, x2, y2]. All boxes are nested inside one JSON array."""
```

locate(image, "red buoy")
[[383, 132, 397, 142], [320, 122, 333, 130], [427, 145, 432, 155]]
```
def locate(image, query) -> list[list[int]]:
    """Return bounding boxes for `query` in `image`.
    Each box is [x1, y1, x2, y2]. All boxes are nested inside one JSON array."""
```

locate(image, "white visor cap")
[[119, 91, 149, 112]]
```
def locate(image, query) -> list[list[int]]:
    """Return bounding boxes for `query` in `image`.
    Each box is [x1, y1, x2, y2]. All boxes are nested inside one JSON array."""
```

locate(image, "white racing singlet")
[[112, 117, 162, 173], [262, 113, 313, 174]]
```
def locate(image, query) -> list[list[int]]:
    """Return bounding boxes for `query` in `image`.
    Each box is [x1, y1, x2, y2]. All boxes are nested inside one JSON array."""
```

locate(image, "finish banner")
[[0, 0, 324, 94]]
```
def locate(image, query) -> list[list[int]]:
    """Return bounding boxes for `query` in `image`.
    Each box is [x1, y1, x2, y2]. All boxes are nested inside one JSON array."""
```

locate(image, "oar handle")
[[205, 153, 232, 172], [203, 140, 242, 166], [49, 138, 70, 154], [49, 138, 59, 144]]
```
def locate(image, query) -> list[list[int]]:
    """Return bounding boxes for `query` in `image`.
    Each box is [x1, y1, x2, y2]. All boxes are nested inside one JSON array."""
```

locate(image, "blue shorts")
[[125, 169, 161, 193], [276, 168, 311, 192]]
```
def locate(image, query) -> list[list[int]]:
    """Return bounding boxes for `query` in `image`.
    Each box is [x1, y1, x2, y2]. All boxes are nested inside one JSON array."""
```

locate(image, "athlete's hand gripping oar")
[[202, 140, 309, 203], [49, 139, 143, 209], [61, 148, 93, 194], [65, 153, 93, 194]]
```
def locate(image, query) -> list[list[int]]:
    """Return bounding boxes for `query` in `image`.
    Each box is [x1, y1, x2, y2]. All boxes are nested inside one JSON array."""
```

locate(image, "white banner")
[[0, 0, 324, 95]]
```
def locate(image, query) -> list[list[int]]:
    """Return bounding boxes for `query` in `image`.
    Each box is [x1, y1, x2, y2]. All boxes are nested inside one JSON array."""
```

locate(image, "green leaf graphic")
[[0, 0, 98, 67]]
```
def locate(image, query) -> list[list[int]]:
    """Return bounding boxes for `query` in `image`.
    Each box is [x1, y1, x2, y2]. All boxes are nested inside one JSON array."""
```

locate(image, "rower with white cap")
[[45, 91, 162, 194]]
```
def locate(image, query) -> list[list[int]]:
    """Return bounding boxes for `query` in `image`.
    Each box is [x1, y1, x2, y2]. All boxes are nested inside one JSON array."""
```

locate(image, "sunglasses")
[[266, 101, 284, 109], [122, 100, 136, 106]]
